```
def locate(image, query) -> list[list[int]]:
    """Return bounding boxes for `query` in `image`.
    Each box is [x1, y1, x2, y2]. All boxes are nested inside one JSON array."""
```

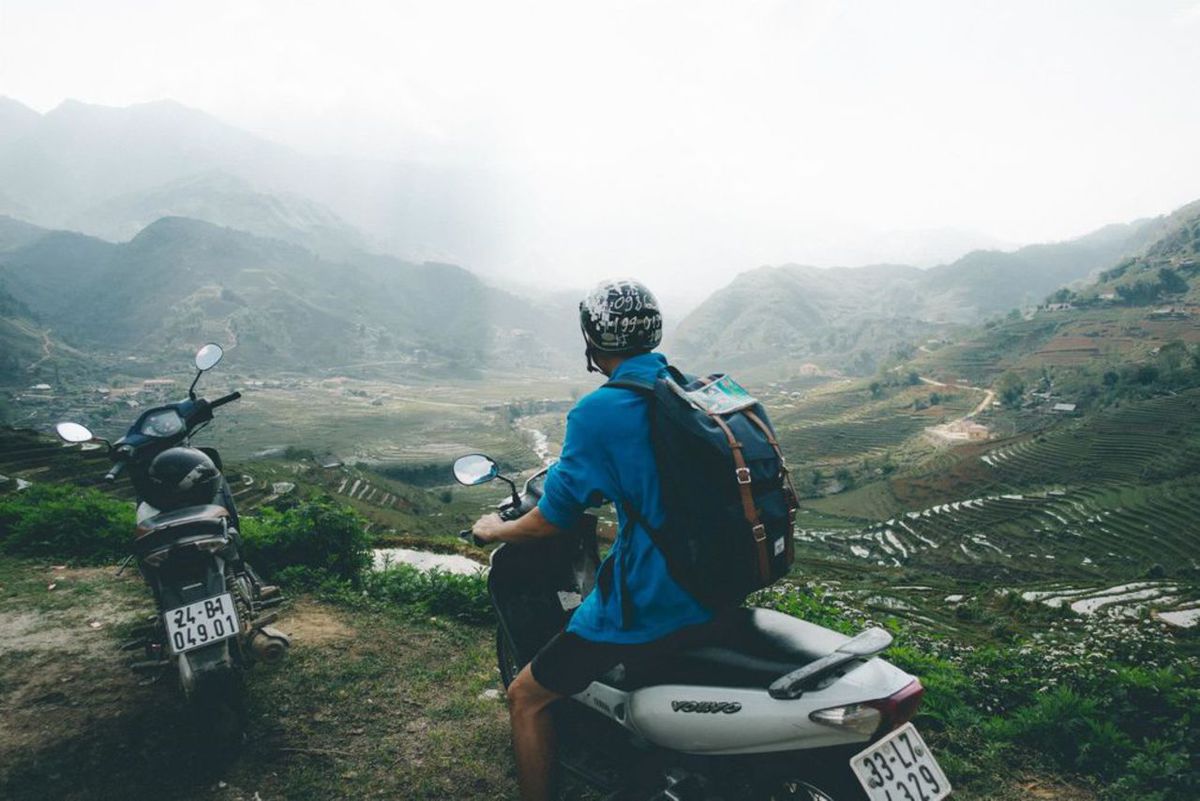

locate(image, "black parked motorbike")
[[55, 344, 289, 733]]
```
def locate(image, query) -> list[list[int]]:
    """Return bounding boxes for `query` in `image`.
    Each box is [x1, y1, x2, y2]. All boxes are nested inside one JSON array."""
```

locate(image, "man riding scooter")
[[471, 279, 713, 801]]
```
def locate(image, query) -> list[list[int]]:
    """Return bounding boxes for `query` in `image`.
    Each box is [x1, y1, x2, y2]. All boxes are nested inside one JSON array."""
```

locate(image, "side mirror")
[[195, 343, 224, 372], [453, 454, 499, 486], [56, 422, 95, 444]]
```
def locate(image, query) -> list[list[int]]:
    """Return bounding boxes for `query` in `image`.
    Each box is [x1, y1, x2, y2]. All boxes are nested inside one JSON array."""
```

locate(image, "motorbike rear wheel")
[[190, 667, 247, 748]]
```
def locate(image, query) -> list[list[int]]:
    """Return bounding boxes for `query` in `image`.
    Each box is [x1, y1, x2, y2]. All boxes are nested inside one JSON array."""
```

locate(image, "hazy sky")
[[3, 0, 1200, 299]]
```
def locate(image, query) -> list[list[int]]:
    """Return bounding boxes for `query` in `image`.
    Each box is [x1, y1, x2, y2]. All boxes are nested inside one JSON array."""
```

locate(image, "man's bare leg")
[[506, 664, 565, 801]]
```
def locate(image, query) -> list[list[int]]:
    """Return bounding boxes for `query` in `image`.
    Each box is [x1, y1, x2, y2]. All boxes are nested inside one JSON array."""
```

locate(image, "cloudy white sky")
[[3, 0, 1200, 299]]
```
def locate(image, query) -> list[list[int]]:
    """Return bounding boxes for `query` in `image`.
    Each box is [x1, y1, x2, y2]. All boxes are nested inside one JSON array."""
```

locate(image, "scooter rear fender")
[[574, 656, 914, 755]]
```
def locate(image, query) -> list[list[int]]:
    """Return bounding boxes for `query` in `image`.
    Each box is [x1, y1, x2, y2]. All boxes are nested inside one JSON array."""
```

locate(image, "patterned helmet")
[[144, 447, 221, 511], [578, 279, 663, 354]]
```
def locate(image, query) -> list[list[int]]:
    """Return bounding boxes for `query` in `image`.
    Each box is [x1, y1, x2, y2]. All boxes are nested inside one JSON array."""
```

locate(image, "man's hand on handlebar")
[[469, 507, 562, 545], [471, 513, 506, 543]]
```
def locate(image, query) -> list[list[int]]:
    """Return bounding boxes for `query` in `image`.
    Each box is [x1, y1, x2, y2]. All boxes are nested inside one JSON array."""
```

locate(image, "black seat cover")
[[608, 608, 852, 691]]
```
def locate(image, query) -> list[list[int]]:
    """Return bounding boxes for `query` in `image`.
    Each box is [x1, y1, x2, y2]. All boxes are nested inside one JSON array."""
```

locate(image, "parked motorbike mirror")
[[453, 454, 500, 486], [194, 343, 224, 372], [55, 421, 95, 443], [189, 343, 224, 399]]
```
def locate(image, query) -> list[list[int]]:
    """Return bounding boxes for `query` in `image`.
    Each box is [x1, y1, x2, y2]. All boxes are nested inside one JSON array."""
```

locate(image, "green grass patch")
[[0, 484, 133, 563]]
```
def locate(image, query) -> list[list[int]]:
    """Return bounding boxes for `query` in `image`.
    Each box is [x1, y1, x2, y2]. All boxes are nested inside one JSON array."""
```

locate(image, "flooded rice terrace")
[[372, 548, 485, 575]]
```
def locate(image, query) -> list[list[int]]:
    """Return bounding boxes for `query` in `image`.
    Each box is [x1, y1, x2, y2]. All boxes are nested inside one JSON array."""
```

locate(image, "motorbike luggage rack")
[[767, 627, 893, 700]]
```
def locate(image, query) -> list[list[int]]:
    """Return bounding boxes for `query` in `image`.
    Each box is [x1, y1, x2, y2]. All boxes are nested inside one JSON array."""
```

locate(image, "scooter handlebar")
[[210, 391, 242, 409], [459, 529, 487, 548], [104, 461, 126, 482]]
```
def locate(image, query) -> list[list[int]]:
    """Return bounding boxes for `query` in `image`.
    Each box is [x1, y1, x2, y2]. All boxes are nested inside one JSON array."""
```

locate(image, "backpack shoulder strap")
[[603, 378, 654, 394], [601, 363, 689, 395], [601, 371, 657, 394]]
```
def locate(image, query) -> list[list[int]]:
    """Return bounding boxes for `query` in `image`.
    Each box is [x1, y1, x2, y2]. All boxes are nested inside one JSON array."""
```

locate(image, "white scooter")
[[453, 454, 952, 801]]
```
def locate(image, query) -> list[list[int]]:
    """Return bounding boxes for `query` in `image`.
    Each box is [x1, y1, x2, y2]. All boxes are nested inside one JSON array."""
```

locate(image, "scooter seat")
[[607, 608, 852, 691]]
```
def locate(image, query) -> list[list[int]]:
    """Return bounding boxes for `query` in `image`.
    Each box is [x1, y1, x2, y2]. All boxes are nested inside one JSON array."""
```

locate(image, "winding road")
[[918, 375, 996, 420]]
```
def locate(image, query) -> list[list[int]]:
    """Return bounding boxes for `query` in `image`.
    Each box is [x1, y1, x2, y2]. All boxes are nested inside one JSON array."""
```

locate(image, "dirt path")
[[25, 329, 54, 371], [918, 375, 995, 419]]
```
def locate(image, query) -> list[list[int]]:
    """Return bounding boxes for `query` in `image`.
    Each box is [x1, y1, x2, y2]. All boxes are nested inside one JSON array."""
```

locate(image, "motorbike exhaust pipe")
[[248, 625, 291, 664]]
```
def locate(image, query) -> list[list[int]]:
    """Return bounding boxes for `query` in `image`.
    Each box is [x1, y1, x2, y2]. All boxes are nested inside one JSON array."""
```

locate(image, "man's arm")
[[473, 507, 562, 544]]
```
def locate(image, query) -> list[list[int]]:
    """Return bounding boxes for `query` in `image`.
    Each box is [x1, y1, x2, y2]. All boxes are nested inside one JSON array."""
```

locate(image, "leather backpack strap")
[[742, 409, 798, 563], [707, 412, 771, 584]]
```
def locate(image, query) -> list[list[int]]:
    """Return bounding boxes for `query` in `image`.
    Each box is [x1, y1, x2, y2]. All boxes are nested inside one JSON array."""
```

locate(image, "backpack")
[[603, 366, 798, 621]]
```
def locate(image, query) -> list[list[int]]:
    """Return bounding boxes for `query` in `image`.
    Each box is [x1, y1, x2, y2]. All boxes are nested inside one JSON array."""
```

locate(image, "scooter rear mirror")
[[453, 454, 499, 486], [194, 343, 224, 372], [55, 421, 95, 444]]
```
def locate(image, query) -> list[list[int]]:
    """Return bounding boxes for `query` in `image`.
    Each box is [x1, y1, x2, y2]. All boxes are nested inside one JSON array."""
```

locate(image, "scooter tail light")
[[808, 703, 883, 737], [865, 679, 924, 733]]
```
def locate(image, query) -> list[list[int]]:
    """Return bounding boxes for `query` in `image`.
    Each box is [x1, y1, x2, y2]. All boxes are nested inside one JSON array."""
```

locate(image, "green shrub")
[[241, 497, 372, 585], [0, 484, 133, 562], [357, 564, 491, 623]]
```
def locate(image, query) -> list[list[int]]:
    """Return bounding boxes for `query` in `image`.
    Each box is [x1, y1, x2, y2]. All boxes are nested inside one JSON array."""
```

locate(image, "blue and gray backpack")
[[603, 366, 798, 622]]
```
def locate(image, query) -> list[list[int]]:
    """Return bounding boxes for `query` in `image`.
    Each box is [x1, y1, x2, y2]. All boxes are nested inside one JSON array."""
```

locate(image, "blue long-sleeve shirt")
[[537, 352, 712, 644]]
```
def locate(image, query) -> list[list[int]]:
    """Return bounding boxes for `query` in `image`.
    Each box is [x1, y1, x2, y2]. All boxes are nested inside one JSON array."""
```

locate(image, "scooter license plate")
[[850, 723, 952, 801], [163, 593, 240, 655]]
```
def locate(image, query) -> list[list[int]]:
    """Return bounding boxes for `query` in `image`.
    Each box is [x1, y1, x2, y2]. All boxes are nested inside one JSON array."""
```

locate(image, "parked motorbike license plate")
[[851, 723, 951, 801], [163, 593, 240, 655]]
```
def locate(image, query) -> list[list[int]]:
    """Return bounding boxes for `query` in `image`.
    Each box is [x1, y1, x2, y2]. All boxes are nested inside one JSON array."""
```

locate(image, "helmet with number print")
[[579, 278, 663, 354]]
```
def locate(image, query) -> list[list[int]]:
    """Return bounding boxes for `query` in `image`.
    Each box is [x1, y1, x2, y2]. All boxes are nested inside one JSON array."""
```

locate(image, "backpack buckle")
[[752, 524, 767, 542], [735, 467, 752, 485]]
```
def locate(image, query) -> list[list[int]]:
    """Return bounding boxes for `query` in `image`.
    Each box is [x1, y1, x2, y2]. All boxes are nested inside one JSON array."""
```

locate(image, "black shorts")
[[530, 621, 716, 696]]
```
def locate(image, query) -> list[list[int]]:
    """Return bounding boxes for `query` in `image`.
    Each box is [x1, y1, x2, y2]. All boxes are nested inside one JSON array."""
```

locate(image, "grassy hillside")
[[673, 203, 1198, 376], [0, 216, 578, 376]]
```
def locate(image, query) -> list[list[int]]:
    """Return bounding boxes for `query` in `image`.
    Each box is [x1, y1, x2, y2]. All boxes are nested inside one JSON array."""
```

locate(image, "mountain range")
[[1, 95, 1198, 383], [672, 202, 1200, 375], [0, 97, 502, 267], [0, 215, 578, 376]]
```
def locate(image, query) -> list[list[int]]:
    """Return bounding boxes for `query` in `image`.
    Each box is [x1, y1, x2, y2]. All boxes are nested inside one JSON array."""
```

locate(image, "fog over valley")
[[4, 1, 1200, 299]]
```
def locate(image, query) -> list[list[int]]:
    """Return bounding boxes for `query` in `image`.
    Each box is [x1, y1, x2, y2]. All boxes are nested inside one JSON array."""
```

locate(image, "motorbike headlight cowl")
[[808, 703, 884, 738]]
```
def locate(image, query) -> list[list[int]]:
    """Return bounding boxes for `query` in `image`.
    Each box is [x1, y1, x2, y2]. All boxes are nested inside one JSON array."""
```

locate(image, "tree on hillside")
[[1158, 341, 1188, 374], [996, 371, 1025, 408], [1158, 267, 1188, 295]]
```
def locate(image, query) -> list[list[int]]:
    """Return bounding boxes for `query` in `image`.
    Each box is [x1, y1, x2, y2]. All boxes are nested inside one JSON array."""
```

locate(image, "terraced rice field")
[[795, 389, 1200, 621], [0, 429, 282, 514], [771, 383, 977, 464], [1016, 581, 1200, 627]]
